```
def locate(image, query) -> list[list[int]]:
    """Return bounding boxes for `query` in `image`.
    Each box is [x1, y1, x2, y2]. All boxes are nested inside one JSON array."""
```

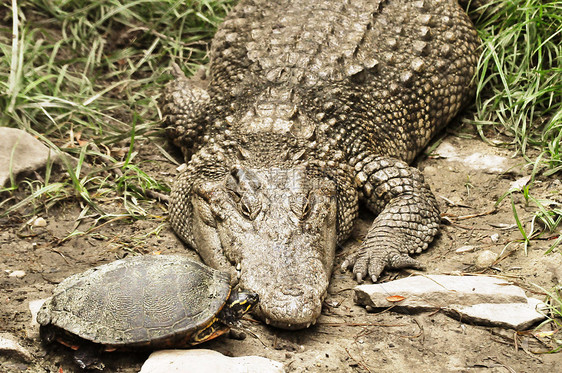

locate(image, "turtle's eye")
[[230, 290, 259, 317]]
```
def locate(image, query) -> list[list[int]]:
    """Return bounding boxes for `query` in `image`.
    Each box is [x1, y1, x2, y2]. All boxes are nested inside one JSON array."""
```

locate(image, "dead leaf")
[[534, 330, 555, 338], [386, 295, 406, 303], [74, 131, 88, 147]]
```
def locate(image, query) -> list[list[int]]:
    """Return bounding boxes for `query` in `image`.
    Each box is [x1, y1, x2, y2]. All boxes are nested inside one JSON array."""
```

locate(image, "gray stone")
[[0, 333, 33, 362], [0, 127, 58, 187], [139, 349, 284, 373], [444, 298, 547, 330], [354, 275, 546, 329]]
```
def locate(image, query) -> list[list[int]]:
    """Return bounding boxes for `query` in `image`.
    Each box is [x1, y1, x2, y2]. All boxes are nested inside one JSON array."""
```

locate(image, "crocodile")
[[161, 0, 480, 330]]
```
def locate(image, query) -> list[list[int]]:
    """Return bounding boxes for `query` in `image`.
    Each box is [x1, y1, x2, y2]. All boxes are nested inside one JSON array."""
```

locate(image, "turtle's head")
[[221, 289, 259, 326]]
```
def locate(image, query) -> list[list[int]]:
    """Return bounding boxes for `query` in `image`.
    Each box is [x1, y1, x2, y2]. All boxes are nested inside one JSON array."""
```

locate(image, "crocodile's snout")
[[256, 286, 325, 329], [239, 252, 331, 329]]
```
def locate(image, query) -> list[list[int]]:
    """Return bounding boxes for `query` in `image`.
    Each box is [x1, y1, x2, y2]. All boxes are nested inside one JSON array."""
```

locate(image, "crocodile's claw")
[[341, 246, 425, 283]]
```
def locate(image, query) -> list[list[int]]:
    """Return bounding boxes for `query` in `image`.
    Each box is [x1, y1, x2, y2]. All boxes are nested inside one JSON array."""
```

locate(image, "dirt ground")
[[1, 124, 561, 372]]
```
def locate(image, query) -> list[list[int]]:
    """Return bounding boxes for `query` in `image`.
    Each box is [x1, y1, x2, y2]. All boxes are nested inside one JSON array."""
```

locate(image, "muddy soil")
[[1, 125, 561, 372]]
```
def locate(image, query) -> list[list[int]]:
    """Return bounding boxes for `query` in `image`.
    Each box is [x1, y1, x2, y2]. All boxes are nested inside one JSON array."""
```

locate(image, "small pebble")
[[32, 217, 47, 227], [455, 245, 475, 253], [8, 270, 26, 278], [510, 175, 531, 190], [423, 166, 437, 174], [490, 233, 500, 243], [475, 250, 497, 269]]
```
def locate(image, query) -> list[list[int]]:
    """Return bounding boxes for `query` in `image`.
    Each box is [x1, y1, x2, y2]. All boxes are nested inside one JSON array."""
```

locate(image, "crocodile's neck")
[[193, 127, 328, 169]]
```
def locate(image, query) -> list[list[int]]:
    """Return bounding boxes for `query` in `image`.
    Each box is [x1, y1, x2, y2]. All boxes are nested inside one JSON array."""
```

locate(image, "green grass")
[[0, 0, 235, 223], [470, 0, 562, 173], [468, 0, 562, 252]]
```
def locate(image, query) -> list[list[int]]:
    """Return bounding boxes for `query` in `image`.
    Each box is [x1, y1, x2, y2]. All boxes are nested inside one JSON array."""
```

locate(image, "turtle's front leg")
[[72, 342, 105, 370], [342, 156, 440, 283]]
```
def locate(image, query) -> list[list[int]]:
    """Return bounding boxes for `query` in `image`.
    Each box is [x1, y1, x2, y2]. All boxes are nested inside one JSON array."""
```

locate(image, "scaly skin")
[[162, 0, 480, 329]]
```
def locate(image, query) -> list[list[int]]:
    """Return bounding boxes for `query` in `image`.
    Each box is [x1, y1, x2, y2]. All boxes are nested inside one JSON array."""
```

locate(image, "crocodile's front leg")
[[342, 156, 440, 283], [162, 64, 210, 160]]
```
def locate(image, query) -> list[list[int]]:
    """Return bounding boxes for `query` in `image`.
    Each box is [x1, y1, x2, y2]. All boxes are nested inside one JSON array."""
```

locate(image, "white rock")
[[27, 299, 48, 339], [8, 270, 26, 278], [434, 139, 521, 174], [354, 275, 546, 330], [474, 250, 498, 268], [355, 275, 528, 309], [0, 333, 33, 362], [510, 175, 532, 190], [490, 233, 500, 243], [445, 297, 547, 330], [455, 245, 475, 253], [139, 349, 284, 373]]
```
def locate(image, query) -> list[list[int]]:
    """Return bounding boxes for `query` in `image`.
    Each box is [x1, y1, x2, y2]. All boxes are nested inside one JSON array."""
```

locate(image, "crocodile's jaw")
[[190, 166, 337, 329], [237, 215, 337, 330]]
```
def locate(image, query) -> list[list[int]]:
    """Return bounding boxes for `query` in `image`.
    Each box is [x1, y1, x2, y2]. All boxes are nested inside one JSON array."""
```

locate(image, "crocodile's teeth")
[[265, 318, 271, 325], [306, 322, 311, 328], [312, 319, 317, 326], [236, 263, 241, 271]]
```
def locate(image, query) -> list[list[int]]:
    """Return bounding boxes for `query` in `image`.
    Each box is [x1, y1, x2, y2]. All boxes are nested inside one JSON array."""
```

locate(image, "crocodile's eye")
[[225, 167, 262, 220], [290, 192, 313, 220], [239, 193, 261, 220]]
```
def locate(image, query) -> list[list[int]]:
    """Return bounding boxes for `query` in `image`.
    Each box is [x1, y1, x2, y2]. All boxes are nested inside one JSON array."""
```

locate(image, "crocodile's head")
[[189, 165, 337, 329]]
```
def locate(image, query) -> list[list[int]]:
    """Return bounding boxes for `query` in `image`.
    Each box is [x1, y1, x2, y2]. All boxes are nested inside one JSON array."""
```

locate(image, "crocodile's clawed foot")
[[341, 247, 425, 283], [170, 62, 187, 79]]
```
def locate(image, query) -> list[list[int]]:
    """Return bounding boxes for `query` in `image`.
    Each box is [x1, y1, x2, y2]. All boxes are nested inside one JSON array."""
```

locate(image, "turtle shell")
[[36, 255, 231, 348]]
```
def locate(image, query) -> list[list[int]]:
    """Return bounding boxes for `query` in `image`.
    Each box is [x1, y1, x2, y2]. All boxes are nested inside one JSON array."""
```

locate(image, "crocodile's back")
[[206, 0, 479, 162]]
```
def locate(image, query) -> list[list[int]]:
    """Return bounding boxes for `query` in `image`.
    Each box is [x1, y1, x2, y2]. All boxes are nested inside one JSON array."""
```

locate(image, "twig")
[[345, 347, 372, 373]]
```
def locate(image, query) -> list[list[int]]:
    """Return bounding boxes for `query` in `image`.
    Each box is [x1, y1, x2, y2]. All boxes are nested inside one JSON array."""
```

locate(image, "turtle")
[[36, 254, 258, 369]]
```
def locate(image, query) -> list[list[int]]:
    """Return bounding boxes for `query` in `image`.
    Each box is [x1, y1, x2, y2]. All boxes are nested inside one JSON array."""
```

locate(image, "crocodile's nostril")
[[281, 286, 304, 296]]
